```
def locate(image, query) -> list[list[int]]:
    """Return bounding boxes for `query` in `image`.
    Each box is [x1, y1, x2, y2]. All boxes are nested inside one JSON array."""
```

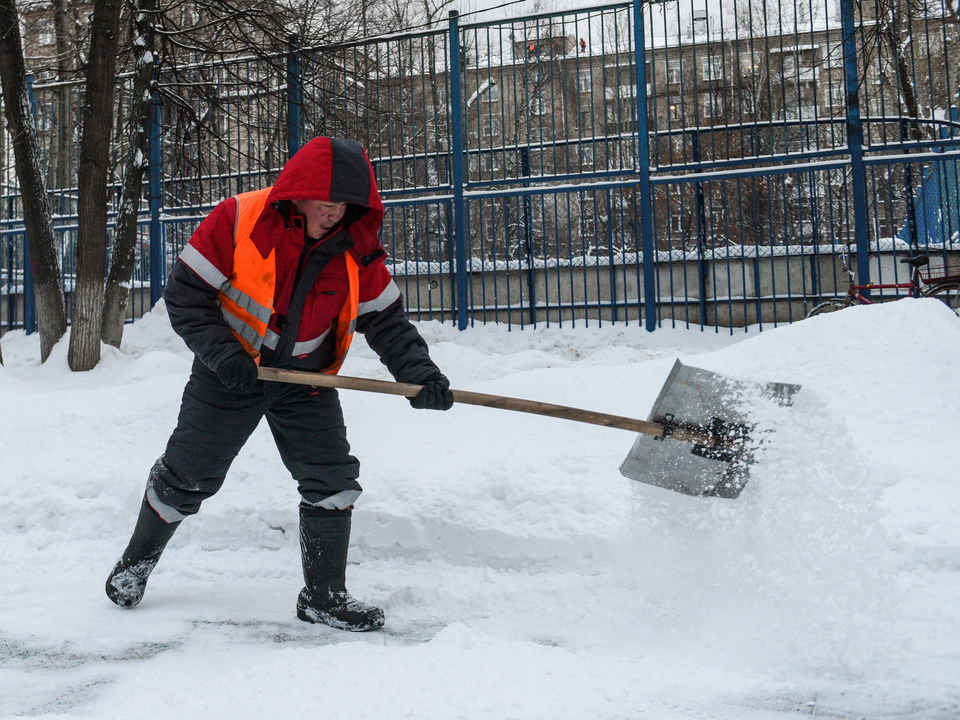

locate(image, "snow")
[[1, 298, 959, 719], [466, 79, 495, 108]]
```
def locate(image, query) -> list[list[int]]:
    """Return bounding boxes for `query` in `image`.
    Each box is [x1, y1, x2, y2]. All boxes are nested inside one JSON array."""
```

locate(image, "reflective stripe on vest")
[[215, 188, 275, 356], [219, 188, 359, 374]]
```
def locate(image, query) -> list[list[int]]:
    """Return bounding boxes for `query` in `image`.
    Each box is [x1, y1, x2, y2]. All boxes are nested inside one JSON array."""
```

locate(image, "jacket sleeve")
[[164, 261, 246, 372], [163, 201, 248, 372], [353, 257, 441, 383], [356, 296, 442, 384]]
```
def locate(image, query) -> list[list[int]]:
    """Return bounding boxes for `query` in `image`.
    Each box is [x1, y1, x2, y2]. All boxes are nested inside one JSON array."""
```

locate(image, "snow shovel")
[[257, 361, 799, 499]]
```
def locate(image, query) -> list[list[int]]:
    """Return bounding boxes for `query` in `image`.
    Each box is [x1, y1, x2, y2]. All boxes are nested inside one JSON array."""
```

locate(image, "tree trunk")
[[102, 0, 157, 348], [69, 0, 123, 371], [52, 0, 75, 204], [0, 0, 68, 362]]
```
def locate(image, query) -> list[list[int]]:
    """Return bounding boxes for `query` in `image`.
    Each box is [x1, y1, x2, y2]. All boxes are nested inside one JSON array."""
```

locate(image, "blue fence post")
[[22, 233, 35, 334], [691, 131, 709, 324], [901, 119, 918, 255], [449, 10, 468, 331], [287, 34, 302, 159], [23, 75, 36, 335], [149, 93, 164, 306], [633, 0, 657, 331], [5, 241, 11, 333], [520, 146, 536, 326], [840, 0, 870, 289]]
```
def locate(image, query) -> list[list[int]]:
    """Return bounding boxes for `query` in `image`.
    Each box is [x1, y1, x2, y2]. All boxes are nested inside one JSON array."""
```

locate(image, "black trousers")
[[147, 358, 362, 521]]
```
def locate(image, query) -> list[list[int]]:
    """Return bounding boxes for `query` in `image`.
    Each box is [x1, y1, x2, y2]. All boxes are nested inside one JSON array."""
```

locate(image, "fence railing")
[[2, 0, 959, 337]]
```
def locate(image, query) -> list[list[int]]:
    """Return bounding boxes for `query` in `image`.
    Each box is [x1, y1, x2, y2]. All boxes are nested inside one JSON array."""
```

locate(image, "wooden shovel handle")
[[257, 366, 713, 443]]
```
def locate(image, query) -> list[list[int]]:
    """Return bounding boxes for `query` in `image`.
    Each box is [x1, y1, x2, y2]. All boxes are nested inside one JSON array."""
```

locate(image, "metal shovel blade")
[[619, 360, 800, 499]]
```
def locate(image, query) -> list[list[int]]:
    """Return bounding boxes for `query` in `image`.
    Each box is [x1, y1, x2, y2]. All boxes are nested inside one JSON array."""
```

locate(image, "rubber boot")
[[105, 497, 181, 608], [296, 505, 384, 631]]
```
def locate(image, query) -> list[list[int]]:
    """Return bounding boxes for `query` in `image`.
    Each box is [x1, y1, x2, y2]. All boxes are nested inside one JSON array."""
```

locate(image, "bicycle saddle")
[[899, 254, 930, 267]]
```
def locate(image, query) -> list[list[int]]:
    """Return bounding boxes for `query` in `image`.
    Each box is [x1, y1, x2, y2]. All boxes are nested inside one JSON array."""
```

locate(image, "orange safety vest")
[[218, 188, 359, 375]]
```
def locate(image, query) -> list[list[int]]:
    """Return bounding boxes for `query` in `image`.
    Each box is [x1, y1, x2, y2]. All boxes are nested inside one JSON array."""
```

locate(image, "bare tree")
[[101, 0, 158, 347], [52, 0, 80, 197], [0, 0, 68, 362], [69, 0, 124, 371]]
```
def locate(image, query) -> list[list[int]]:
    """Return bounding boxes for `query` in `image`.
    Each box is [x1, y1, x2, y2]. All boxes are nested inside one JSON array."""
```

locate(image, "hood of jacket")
[[250, 137, 385, 257]]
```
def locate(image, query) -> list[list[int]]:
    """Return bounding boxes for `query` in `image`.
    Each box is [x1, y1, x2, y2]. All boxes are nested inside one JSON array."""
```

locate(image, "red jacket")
[[165, 138, 440, 383]]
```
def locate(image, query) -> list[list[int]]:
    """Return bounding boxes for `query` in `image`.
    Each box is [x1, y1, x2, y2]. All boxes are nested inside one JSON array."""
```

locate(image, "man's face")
[[292, 199, 347, 237]]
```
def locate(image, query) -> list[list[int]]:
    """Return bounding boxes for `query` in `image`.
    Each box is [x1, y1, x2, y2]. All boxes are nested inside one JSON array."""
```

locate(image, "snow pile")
[[1, 298, 958, 719]]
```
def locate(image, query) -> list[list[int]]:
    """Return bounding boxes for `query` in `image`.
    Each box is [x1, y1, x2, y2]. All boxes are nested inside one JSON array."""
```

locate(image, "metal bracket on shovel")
[[258, 360, 799, 500]]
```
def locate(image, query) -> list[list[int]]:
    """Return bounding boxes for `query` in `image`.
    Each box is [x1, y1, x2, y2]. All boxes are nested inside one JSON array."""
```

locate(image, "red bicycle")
[[806, 250, 960, 318]]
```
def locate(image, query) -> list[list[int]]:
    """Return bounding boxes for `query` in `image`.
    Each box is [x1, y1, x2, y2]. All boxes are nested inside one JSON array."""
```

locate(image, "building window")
[[825, 45, 844, 68], [827, 82, 846, 108], [783, 54, 797, 76], [579, 68, 593, 93], [580, 109, 595, 130], [183, 4, 201, 24], [39, 20, 55, 46], [702, 91, 723, 118], [668, 97, 682, 121], [701, 56, 723, 82], [480, 115, 502, 137], [581, 145, 595, 168], [484, 82, 500, 102], [666, 59, 681, 84], [606, 101, 619, 123], [580, 197, 597, 238], [481, 152, 502, 174], [608, 97, 636, 129], [740, 52, 761, 75]]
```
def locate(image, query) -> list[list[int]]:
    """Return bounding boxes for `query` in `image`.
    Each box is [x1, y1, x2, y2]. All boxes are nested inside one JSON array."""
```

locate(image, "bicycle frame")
[[844, 279, 919, 305], [830, 248, 926, 305]]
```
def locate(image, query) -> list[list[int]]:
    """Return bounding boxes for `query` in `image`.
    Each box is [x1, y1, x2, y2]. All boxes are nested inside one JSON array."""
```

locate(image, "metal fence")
[[2, 0, 959, 336]]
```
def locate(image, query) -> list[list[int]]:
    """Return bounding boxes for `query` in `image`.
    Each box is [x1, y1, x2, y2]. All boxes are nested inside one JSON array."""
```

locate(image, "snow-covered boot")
[[105, 497, 181, 608], [296, 505, 384, 631]]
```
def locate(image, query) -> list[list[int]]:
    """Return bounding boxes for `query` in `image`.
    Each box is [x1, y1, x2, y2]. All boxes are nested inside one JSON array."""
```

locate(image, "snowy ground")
[[1, 298, 958, 719]]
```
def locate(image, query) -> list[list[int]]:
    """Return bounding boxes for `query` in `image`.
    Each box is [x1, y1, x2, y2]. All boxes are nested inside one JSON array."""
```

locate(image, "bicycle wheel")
[[805, 300, 853, 318], [921, 282, 960, 317]]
